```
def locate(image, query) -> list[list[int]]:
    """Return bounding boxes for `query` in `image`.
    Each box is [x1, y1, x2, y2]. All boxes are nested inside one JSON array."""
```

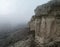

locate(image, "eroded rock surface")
[[6, 0, 60, 47], [29, 0, 60, 47]]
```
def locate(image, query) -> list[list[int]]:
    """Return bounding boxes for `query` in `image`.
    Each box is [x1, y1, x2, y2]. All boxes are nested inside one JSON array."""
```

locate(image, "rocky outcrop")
[[4, 0, 60, 47], [29, 0, 60, 47]]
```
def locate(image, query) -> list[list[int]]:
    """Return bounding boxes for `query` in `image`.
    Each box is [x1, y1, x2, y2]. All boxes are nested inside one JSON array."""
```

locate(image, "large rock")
[[34, 0, 60, 16], [29, 0, 60, 47]]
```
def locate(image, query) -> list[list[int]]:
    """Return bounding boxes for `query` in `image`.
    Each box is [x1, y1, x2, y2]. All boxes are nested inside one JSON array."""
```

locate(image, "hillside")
[[4, 27, 34, 47], [0, 24, 30, 47]]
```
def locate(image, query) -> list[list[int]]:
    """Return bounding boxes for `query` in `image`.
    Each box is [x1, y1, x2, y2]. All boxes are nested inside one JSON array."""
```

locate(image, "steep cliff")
[[29, 0, 60, 47], [4, 0, 60, 47]]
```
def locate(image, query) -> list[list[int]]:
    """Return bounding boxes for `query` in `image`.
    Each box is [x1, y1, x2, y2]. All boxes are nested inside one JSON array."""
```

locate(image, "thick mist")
[[0, 0, 50, 26], [0, 0, 51, 47]]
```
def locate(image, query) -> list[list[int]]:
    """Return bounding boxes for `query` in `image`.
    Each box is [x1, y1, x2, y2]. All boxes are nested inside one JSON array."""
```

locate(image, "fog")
[[0, 0, 50, 25], [0, 0, 51, 47]]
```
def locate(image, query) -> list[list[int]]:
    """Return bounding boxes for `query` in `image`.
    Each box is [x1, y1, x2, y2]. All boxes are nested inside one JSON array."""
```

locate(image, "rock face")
[[5, 0, 60, 47], [29, 0, 60, 47]]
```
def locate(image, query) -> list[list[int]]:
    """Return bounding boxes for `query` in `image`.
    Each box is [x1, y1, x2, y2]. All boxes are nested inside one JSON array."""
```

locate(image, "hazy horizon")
[[0, 0, 50, 25]]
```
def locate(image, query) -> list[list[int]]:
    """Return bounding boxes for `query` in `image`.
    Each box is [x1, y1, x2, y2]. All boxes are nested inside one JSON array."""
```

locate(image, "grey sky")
[[0, 0, 50, 25]]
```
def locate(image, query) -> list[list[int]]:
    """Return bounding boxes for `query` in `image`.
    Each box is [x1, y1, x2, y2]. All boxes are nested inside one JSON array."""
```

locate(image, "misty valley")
[[0, 23, 29, 47], [0, 0, 60, 47]]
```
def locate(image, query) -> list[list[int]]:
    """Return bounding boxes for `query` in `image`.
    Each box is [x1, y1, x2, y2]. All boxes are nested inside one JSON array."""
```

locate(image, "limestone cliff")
[[29, 0, 60, 47], [5, 0, 60, 47]]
